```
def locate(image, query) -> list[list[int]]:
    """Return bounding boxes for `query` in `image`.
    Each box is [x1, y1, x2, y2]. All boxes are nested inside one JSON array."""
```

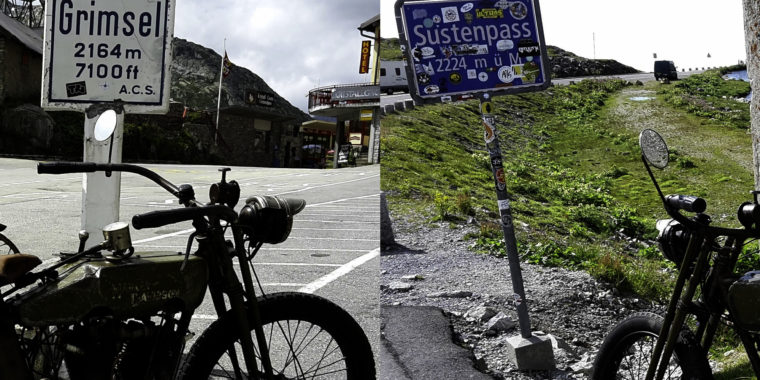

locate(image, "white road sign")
[[41, 0, 175, 113]]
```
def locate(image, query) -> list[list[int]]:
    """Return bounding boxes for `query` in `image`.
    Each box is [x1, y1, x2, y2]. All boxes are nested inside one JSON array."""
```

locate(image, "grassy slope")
[[381, 70, 757, 375]]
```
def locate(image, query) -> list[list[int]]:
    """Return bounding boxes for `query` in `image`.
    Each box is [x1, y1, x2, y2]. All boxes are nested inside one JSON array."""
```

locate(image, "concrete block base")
[[504, 332, 555, 371]]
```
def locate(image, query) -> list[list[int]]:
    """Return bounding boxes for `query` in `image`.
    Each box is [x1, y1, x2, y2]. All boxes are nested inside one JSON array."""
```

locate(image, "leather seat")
[[0, 254, 41, 286]]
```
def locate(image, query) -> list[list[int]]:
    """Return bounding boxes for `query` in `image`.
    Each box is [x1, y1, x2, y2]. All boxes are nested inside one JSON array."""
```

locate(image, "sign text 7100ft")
[[42, 0, 175, 113]]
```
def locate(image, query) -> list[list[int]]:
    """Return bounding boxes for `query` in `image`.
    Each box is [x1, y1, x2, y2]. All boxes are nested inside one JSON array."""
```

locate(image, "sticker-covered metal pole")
[[479, 92, 532, 339]]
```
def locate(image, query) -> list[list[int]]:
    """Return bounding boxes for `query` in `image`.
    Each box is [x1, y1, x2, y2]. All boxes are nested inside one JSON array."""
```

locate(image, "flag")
[[222, 52, 232, 78]]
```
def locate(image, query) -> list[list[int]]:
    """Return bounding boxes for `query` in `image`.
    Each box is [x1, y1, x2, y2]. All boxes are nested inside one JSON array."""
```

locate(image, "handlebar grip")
[[132, 205, 237, 230], [665, 194, 706, 213], [37, 162, 98, 174]]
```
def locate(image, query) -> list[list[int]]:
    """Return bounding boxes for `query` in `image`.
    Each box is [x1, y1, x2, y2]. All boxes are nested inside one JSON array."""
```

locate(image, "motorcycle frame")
[[0, 163, 278, 380], [642, 155, 760, 380]]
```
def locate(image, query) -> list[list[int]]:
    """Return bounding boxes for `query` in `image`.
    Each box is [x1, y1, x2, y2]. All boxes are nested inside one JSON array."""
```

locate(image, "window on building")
[[395, 68, 401, 75], [380, 68, 386, 76]]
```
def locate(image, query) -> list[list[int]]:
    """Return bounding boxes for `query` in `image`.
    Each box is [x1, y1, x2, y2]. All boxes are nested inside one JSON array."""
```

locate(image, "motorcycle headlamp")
[[238, 196, 306, 244], [656, 219, 690, 266]]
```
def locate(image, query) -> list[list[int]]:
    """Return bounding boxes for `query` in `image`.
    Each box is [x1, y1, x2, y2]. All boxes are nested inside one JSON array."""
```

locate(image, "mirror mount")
[[86, 101, 124, 177], [638, 129, 669, 206]]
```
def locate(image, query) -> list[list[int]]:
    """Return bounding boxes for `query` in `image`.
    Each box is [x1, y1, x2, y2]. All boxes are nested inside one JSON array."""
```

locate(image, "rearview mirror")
[[639, 129, 669, 169], [94, 109, 117, 142]]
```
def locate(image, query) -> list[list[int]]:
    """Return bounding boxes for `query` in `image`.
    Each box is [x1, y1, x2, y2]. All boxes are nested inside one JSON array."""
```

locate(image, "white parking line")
[[298, 248, 379, 294]]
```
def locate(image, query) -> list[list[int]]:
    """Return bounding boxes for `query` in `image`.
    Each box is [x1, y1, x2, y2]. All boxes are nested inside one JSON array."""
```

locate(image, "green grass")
[[381, 70, 760, 373], [379, 38, 403, 61]]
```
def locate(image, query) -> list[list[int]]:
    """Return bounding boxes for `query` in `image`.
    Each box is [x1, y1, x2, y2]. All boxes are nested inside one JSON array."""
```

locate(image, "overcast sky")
[[174, 0, 379, 113], [381, 0, 746, 73]]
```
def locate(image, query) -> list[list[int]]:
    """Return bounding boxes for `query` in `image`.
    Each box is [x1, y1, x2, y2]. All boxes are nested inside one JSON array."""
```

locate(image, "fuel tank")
[[13, 252, 207, 326], [728, 270, 760, 332]]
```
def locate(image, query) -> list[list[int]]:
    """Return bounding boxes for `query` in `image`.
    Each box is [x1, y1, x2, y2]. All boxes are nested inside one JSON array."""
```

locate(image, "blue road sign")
[[395, 0, 550, 104]]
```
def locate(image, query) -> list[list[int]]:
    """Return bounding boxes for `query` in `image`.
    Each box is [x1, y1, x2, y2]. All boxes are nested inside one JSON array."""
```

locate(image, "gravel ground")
[[381, 218, 664, 379]]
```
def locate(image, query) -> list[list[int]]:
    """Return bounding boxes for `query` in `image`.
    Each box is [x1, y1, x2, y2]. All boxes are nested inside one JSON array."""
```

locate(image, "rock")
[[570, 352, 595, 375], [465, 305, 498, 322], [401, 274, 425, 281], [386, 281, 413, 292], [485, 312, 515, 333], [427, 290, 473, 298]]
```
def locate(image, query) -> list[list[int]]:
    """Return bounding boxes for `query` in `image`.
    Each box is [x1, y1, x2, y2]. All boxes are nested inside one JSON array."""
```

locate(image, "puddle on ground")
[[629, 96, 653, 101]]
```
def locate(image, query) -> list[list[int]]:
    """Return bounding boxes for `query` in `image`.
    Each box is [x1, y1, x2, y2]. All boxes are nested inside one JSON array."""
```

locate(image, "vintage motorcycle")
[[591, 129, 760, 379], [0, 112, 375, 379]]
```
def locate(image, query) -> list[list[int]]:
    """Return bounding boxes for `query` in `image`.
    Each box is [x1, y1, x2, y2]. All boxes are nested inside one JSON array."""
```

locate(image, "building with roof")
[[306, 14, 381, 168], [0, 9, 42, 105]]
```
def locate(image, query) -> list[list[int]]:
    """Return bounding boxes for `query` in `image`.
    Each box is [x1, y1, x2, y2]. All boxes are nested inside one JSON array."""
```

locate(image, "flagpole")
[[215, 38, 226, 145]]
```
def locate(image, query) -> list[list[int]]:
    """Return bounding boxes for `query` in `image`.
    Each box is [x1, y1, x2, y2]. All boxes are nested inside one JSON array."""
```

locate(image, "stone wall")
[[215, 113, 285, 167]]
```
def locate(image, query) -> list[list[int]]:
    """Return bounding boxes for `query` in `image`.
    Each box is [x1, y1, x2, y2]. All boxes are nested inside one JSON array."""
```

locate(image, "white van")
[[380, 60, 408, 95]]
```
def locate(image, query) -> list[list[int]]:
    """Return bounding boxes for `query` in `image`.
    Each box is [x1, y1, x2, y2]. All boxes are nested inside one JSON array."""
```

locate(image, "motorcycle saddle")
[[0, 254, 41, 286]]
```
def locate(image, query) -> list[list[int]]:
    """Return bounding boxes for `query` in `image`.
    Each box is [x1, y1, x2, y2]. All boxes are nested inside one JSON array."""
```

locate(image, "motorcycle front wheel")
[[179, 292, 375, 380], [0, 232, 19, 255], [591, 312, 713, 380]]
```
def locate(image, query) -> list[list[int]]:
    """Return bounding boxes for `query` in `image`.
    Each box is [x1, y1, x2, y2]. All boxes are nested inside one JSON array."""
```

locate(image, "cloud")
[[174, 0, 379, 112]]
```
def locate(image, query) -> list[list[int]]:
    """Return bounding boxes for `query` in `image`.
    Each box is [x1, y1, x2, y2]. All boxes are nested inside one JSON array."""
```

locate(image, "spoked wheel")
[[0, 232, 20, 255], [179, 292, 375, 380], [591, 312, 712, 380]]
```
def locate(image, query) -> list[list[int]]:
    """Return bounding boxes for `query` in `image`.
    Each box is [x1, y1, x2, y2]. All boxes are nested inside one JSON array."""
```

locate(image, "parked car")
[[654, 60, 678, 80]]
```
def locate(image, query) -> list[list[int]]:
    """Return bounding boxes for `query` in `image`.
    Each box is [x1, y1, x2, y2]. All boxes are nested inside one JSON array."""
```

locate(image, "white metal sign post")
[[41, 0, 175, 245]]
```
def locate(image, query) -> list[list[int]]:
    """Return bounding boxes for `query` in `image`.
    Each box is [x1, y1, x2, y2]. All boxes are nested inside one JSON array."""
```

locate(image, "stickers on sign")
[[441, 6, 460, 23], [449, 72, 462, 84], [440, 95, 453, 103], [496, 40, 514, 51], [518, 39, 541, 58], [65, 81, 87, 97], [498, 66, 515, 83], [453, 44, 489, 55], [460, 2, 473, 12], [481, 101, 493, 114], [478, 72, 489, 82], [510, 2, 528, 20], [432, 15, 441, 23], [420, 47, 435, 58], [476, 8, 504, 19], [424, 18, 434, 27], [464, 12, 474, 24], [422, 62, 435, 74], [413, 9, 428, 19], [467, 69, 477, 79], [498, 199, 511, 210], [424, 85, 440, 94], [521, 62, 540, 83], [418, 72, 431, 84], [494, 0, 509, 9]]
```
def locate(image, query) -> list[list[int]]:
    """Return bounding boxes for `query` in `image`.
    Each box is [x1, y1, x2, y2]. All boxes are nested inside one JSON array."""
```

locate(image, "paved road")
[[0, 158, 380, 371], [381, 70, 706, 107]]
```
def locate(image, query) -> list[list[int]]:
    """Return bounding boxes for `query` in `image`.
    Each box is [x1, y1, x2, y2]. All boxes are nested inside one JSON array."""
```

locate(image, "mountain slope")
[[171, 38, 309, 122]]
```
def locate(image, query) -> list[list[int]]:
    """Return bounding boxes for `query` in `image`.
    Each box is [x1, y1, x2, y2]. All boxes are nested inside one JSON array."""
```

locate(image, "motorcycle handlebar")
[[38, 161, 181, 199], [665, 194, 706, 214], [37, 161, 98, 174], [132, 205, 237, 230]]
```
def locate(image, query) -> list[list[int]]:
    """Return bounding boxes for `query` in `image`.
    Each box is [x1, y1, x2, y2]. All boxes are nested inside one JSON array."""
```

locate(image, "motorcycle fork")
[[646, 234, 711, 380], [231, 226, 275, 377], [201, 227, 274, 379]]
